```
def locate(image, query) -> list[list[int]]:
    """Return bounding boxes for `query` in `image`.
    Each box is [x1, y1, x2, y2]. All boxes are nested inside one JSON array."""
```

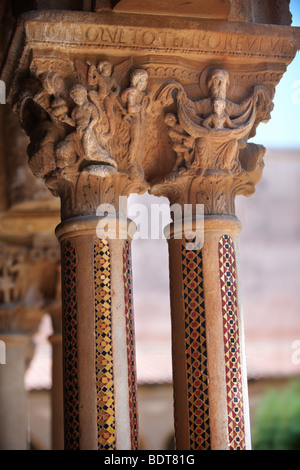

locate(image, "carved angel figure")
[[121, 69, 152, 175], [87, 61, 121, 137], [0, 252, 14, 304], [184, 69, 261, 128], [73, 59, 151, 176], [161, 68, 269, 175], [56, 84, 117, 170], [0, 249, 28, 304], [202, 98, 238, 130], [164, 113, 194, 171]]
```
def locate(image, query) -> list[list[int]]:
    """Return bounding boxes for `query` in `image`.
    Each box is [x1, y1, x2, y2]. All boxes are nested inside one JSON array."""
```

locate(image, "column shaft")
[[167, 216, 250, 450], [56, 216, 139, 450], [49, 333, 64, 450], [0, 334, 29, 450]]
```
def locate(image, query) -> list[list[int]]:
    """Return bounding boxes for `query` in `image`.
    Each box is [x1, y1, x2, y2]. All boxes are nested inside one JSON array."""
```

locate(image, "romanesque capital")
[[13, 60, 151, 220], [151, 68, 270, 215], [0, 241, 60, 333]]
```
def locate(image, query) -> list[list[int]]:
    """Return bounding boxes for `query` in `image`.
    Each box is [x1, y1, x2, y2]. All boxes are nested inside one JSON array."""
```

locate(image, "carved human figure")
[[57, 84, 116, 169], [164, 113, 194, 171], [202, 98, 237, 130], [186, 68, 260, 122], [0, 252, 14, 304], [28, 72, 69, 178], [121, 69, 152, 175], [34, 72, 68, 123], [161, 69, 265, 175], [87, 61, 121, 137], [208, 68, 229, 99], [9, 251, 28, 302]]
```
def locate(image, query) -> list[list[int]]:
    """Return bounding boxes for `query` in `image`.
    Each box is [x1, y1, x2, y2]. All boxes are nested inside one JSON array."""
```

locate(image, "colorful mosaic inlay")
[[94, 239, 115, 450], [219, 235, 246, 450], [181, 242, 210, 450], [123, 241, 139, 450], [62, 240, 80, 450]]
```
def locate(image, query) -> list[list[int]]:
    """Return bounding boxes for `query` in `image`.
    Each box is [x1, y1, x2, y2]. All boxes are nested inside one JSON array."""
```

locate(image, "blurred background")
[[4, 0, 300, 451]]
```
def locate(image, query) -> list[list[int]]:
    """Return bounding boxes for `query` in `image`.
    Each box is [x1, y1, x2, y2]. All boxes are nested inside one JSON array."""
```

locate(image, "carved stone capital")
[[0, 304, 45, 335], [0, 241, 60, 307], [151, 68, 268, 215], [11, 60, 151, 219], [1, 11, 299, 219]]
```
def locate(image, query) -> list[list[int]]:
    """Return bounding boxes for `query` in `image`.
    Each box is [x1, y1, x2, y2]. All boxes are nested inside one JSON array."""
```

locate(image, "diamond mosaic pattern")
[[62, 240, 80, 450], [219, 235, 246, 450], [94, 239, 116, 450], [182, 243, 211, 450], [123, 241, 139, 450]]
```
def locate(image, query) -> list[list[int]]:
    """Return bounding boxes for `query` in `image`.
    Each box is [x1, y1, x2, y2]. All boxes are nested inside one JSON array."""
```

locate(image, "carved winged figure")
[[73, 59, 152, 176], [56, 84, 117, 171], [159, 68, 270, 175], [121, 69, 152, 175], [75, 58, 133, 139], [87, 61, 121, 138], [164, 113, 194, 171]]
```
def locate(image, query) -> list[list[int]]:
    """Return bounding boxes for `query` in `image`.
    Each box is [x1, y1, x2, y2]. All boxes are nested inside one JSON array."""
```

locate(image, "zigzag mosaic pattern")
[[94, 239, 115, 450], [62, 240, 80, 450], [181, 243, 211, 450], [219, 235, 246, 450], [123, 241, 139, 450]]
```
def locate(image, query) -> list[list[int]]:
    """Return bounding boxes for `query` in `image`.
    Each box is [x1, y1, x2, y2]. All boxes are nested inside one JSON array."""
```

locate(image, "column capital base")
[[55, 214, 136, 242], [164, 214, 241, 241]]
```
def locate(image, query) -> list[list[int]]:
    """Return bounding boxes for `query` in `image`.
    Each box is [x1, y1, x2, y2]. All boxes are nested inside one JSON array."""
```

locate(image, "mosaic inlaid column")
[[56, 216, 138, 450], [166, 216, 250, 450], [48, 301, 64, 450], [150, 61, 280, 450], [152, 66, 273, 450]]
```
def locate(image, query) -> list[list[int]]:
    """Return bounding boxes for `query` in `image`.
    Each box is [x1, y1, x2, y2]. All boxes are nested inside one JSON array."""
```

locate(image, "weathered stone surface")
[[113, 0, 231, 19]]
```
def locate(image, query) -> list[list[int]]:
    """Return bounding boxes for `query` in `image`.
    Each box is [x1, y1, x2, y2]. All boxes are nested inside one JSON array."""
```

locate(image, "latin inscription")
[[25, 21, 294, 58]]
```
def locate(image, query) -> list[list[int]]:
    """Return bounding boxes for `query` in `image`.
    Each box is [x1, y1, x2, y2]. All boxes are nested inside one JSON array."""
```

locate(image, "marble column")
[[0, 334, 29, 450], [48, 332, 64, 450]]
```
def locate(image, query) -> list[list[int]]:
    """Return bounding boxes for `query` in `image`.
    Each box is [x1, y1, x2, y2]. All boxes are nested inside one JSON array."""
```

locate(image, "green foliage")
[[252, 379, 300, 450]]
